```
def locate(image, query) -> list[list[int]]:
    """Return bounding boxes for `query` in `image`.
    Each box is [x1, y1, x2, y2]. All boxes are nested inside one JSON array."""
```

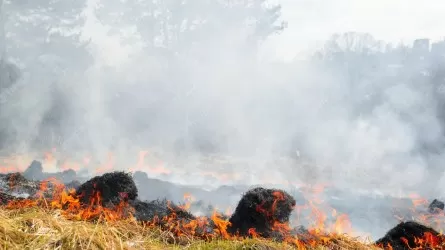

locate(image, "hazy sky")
[[264, 0, 445, 61], [81, 0, 445, 63]]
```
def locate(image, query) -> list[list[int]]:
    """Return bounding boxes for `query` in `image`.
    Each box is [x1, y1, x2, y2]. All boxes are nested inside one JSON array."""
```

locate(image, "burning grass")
[[2, 170, 445, 249], [0, 207, 380, 250]]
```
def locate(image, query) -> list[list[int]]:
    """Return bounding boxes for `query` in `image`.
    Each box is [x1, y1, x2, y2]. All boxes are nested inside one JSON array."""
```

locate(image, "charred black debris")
[[75, 171, 138, 205], [428, 199, 445, 214], [375, 221, 442, 250], [227, 187, 296, 240]]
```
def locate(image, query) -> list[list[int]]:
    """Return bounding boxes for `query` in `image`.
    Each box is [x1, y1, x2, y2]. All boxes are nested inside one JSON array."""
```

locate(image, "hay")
[[0, 207, 381, 250], [3, 171, 445, 249]]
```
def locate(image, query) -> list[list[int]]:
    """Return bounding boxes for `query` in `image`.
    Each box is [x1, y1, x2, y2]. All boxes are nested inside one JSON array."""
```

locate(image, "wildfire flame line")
[[2, 176, 445, 249]]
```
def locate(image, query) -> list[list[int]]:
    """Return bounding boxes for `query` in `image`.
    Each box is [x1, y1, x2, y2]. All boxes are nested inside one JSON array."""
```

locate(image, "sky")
[[263, 0, 445, 61]]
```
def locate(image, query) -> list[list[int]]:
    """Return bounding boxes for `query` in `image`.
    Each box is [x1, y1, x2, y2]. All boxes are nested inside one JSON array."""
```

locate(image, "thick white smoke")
[[0, 0, 445, 202]]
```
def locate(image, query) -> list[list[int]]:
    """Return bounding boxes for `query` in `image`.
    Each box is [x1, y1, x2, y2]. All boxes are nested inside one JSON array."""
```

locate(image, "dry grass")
[[0, 207, 380, 250]]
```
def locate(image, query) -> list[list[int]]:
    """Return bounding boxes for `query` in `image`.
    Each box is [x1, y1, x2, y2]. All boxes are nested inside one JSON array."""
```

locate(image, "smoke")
[[1, 0, 445, 201]]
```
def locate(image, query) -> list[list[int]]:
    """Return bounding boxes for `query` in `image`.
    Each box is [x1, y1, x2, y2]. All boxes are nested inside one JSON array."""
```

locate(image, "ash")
[[0, 172, 40, 198]]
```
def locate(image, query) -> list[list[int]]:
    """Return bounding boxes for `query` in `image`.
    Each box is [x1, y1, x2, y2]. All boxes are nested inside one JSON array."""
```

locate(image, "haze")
[[1, 0, 445, 198], [269, 0, 445, 61]]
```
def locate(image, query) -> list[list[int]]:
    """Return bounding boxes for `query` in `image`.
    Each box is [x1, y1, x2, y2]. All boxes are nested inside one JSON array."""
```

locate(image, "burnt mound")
[[23, 160, 79, 183], [227, 187, 296, 240], [428, 199, 444, 214], [75, 171, 138, 206], [131, 199, 195, 222], [375, 221, 442, 250], [22, 160, 44, 181]]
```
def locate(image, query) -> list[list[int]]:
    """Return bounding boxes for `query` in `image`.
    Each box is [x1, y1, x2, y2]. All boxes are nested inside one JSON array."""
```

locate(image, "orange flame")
[[2, 152, 445, 250]]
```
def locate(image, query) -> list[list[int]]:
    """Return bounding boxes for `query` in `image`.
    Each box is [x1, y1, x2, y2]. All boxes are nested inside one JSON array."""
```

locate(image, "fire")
[[248, 228, 259, 237], [5, 177, 133, 223], [3, 179, 443, 250], [409, 193, 428, 209], [179, 192, 194, 211], [44, 150, 55, 165], [2, 151, 445, 250], [211, 211, 231, 239], [0, 154, 31, 173], [395, 193, 445, 232], [332, 214, 352, 235], [421, 231, 440, 247]]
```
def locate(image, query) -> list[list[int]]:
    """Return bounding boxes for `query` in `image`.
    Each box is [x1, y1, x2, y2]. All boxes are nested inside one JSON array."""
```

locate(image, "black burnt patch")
[[75, 171, 138, 206]]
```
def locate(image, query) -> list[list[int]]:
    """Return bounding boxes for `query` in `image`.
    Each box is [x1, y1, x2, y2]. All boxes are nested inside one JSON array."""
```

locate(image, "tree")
[[93, 0, 286, 153], [1, 0, 93, 152], [0, 0, 20, 91], [4, 0, 92, 70], [313, 33, 386, 116], [94, 0, 285, 60], [315, 32, 384, 69]]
